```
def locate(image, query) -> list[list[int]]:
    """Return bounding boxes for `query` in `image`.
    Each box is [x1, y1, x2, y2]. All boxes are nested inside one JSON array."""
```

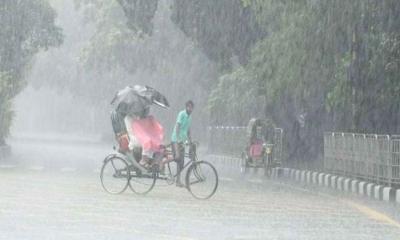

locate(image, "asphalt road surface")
[[1, 137, 400, 240]]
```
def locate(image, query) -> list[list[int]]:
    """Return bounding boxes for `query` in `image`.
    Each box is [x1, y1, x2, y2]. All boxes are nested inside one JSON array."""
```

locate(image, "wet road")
[[1, 137, 400, 240]]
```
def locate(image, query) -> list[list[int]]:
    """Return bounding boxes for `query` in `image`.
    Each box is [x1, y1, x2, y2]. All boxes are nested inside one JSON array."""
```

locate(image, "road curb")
[[312, 172, 318, 185], [396, 189, 400, 204], [306, 171, 312, 184], [273, 167, 398, 204], [337, 177, 345, 191], [324, 174, 331, 188], [366, 183, 375, 198], [383, 187, 395, 202], [295, 170, 301, 181], [318, 173, 325, 187], [344, 178, 352, 192], [358, 181, 367, 195], [300, 171, 307, 183], [330, 175, 338, 189], [351, 180, 359, 194], [374, 185, 384, 201]]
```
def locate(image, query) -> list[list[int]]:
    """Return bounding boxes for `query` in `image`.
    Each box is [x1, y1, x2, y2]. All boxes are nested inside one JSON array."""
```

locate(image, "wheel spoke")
[[129, 168, 157, 195], [188, 179, 203, 185], [100, 156, 130, 194], [186, 161, 218, 200]]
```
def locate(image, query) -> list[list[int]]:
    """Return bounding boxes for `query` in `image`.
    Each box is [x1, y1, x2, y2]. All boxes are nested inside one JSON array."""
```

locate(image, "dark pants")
[[172, 142, 185, 182]]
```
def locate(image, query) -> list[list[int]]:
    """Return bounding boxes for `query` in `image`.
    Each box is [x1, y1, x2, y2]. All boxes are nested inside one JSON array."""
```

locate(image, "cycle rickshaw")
[[102, 85, 218, 200], [240, 118, 282, 176], [100, 140, 218, 200]]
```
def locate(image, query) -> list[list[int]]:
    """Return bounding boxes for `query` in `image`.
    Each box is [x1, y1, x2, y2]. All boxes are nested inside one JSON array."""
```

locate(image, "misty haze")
[[1, 1, 400, 239]]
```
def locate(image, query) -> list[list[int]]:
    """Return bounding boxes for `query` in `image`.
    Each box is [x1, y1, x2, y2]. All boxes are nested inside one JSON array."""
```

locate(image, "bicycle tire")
[[100, 156, 130, 194], [128, 165, 157, 195], [264, 155, 272, 177], [185, 161, 218, 200]]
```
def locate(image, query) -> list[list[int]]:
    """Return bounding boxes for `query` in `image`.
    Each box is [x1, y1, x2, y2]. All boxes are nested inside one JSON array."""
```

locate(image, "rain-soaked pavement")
[[1, 137, 400, 240]]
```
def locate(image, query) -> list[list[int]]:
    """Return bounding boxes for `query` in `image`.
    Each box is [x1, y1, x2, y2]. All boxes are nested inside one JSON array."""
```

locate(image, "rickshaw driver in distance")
[[162, 100, 194, 187]]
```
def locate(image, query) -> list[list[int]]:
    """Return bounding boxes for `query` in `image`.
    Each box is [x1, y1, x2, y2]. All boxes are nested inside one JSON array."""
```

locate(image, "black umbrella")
[[111, 85, 169, 117]]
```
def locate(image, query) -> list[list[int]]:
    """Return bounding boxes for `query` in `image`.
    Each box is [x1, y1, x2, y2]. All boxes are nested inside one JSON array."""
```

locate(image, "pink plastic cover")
[[132, 116, 164, 153], [250, 140, 264, 158]]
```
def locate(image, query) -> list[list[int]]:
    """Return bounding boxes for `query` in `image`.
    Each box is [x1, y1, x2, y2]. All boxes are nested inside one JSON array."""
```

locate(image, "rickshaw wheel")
[[264, 156, 273, 177], [186, 161, 218, 200], [100, 156, 130, 194], [128, 165, 157, 195], [240, 152, 249, 174]]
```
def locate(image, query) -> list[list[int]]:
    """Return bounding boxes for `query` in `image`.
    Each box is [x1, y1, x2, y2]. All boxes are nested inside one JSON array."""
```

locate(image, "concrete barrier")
[[337, 177, 344, 191], [290, 169, 296, 180], [312, 172, 319, 185], [358, 182, 367, 195], [300, 171, 307, 183], [366, 183, 375, 198], [330, 175, 338, 189], [351, 180, 359, 194], [318, 173, 325, 186], [396, 189, 400, 204], [271, 168, 283, 179], [324, 174, 331, 187], [344, 178, 352, 192], [307, 171, 313, 184], [295, 170, 301, 181], [374, 185, 383, 200], [271, 167, 400, 205], [383, 187, 394, 202]]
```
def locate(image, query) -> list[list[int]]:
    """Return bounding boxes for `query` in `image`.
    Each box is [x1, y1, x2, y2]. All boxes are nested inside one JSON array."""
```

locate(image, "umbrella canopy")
[[111, 85, 169, 117], [134, 85, 169, 108]]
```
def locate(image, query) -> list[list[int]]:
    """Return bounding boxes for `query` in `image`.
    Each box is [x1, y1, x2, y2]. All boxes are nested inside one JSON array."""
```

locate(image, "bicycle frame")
[[100, 141, 218, 199], [109, 142, 199, 181], [161, 142, 198, 180]]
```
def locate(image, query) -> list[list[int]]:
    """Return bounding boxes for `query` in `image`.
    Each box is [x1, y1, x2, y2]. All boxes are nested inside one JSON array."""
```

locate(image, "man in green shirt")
[[171, 100, 194, 187]]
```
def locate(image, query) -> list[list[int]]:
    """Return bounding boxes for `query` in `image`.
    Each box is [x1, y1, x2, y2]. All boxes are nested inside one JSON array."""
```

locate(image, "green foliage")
[[0, 0, 63, 74], [171, 0, 265, 69], [208, 67, 259, 125], [114, 0, 265, 69], [70, 0, 217, 139], [113, 0, 400, 160], [0, 0, 63, 143], [40, 0, 400, 163], [207, 0, 400, 164], [117, 0, 158, 35], [76, 0, 216, 99], [326, 53, 351, 113], [78, 0, 138, 73]]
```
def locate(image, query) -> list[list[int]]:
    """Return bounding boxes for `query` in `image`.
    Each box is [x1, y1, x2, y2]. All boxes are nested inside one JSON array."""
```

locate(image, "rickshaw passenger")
[[249, 126, 264, 159]]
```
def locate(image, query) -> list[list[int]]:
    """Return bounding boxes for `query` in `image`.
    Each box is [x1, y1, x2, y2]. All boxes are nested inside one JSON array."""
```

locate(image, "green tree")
[[0, 0, 63, 144], [68, 0, 218, 138], [87, 0, 400, 166], [206, 0, 400, 165]]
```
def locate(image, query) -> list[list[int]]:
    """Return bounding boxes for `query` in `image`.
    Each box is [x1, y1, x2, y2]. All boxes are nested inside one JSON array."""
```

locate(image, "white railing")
[[324, 132, 400, 186]]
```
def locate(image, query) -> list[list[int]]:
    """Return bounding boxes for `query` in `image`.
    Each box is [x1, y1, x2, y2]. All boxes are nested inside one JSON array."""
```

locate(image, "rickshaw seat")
[[250, 139, 263, 158]]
